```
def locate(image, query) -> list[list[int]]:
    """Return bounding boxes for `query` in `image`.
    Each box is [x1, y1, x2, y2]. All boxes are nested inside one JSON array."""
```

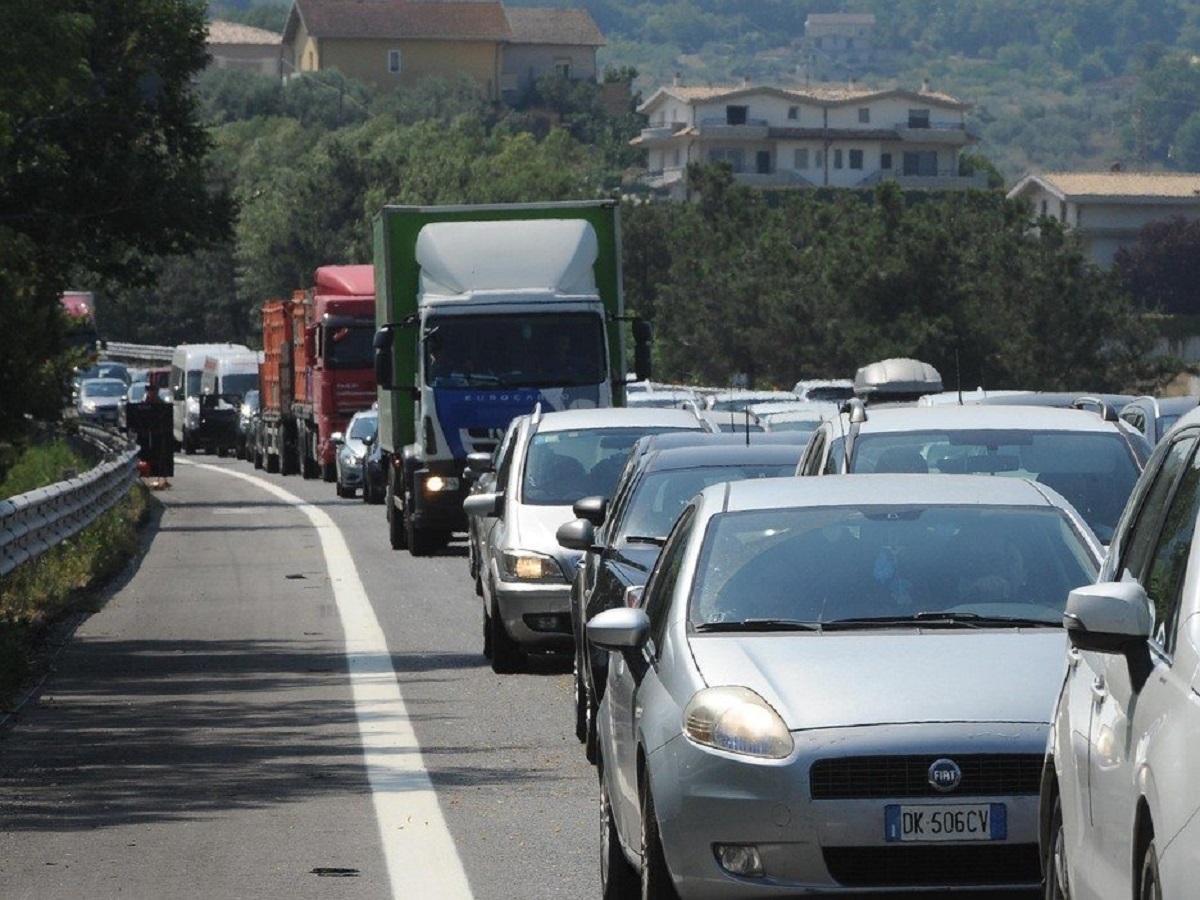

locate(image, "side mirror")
[[572, 495, 608, 527], [632, 319, 653, 382], [373, 326, 395, 389], [330, 432, 345, 446], [556, 518, 596, 552], [466, 451, 494, 474], [464, 491, 504, 518], [363, 433, 375, 447], [1063, 581, 1153, 654], [587, 607, 650, 651]]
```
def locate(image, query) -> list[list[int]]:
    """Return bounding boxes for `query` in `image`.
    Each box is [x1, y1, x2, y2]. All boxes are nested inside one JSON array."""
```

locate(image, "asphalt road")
[[0, 456, 597, 900]]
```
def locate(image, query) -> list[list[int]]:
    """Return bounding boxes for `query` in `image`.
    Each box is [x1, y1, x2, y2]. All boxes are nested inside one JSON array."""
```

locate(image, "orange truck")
[[256, 265, 376, 478]]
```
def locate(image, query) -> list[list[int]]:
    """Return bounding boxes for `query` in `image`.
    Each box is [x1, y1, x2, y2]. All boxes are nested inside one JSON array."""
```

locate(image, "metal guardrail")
[[0, 425, 141, 578]]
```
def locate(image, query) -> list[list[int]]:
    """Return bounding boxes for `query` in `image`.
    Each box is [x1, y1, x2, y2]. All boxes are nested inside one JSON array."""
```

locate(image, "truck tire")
[[322, 461, 336, 483], [183, 430, 196, 455], [404, 484, 448, 557], [387, 471, 408, 551], [266, 452, 279, 474]]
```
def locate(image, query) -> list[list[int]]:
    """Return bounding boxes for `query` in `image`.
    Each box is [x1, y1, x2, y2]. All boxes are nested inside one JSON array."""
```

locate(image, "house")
[[804, 13, 876, 53], [281, 0, 603, 103], [282, 0, 513, 99], [632, 82, 985, 197], [207, 21, 283, 78], [501, 8, 604, 101], [1007, 171, 1200, 267]]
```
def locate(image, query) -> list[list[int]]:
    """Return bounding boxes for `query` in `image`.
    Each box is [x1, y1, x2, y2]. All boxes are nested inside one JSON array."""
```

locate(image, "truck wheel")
[[387, 474, 408, 550], [322, 461, 336, 483], [489, 597, 525, 674], [253, 445, 263, 470], [266, 451, 279, 474], [183, 431, 196, 455]]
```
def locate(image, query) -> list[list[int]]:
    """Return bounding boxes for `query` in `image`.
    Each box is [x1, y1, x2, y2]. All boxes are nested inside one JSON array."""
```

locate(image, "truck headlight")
[[500, 550, 566, 582], [683, 686, 793, 759], [423, 475, 460, 493]]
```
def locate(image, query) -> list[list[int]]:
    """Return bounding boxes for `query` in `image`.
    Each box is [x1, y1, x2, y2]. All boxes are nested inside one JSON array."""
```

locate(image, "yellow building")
[[283, 0, 512, 100]]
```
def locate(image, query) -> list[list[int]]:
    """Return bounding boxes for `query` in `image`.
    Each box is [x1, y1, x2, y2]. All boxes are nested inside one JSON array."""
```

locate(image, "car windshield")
[[522, 427, 685, 506], [618, 464, 796, 542], [222, 373, 258, 398], [688, 504, 1098, 629], [349, 414, 377, 440], [82, 380, 127, 398], [852, 429, 1141, 543]]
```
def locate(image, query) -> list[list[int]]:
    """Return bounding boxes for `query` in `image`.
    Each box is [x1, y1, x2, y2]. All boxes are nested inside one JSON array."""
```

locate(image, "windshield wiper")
[[819, 611, 1059, 630], [624, 535, 666, 546], [694, 618, 819, 633]]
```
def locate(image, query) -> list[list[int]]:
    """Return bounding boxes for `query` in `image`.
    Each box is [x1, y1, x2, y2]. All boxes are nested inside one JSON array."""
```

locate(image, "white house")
[[631, 83, 985, 197], [206, 21, 283, 78], [1007, 171, 1200, 267]]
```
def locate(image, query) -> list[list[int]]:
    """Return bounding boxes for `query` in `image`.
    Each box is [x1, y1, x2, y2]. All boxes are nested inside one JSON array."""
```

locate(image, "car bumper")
[[645, 721, 1045, 897], [493, 580, 573, 650]]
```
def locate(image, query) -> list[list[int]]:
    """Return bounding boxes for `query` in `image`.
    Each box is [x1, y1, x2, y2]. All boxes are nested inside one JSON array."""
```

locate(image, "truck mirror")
[[632, 319, 653, 382], [373, 327, 395, 389]]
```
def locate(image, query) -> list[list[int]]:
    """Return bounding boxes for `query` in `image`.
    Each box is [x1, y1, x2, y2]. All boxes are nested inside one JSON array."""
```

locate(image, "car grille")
[[823, 844, 1040, 887], [810, 754, 1042, 800]]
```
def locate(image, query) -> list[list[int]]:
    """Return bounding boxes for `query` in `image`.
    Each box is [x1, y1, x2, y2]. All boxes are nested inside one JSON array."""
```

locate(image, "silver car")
[[1043, 404, 1200, 900], [589, 474, 1102, 897], [76, 377, 128, 426], [465, 405, 710, 674], [330, 409, 377, 498]]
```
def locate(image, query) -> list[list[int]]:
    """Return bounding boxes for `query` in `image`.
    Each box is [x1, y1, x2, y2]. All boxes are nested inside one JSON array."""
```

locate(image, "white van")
[[170, 343, 250, 452], [200, 351, 262, 400]]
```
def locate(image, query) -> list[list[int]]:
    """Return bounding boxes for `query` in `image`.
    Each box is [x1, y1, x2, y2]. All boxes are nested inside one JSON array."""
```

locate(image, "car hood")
[[514, 503, 584, 566], [607, 546, 661, 586], [688, 630, 1068, 730]]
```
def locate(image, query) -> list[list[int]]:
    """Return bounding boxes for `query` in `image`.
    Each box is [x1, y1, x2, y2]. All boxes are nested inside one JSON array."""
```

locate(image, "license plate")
[[884, 803, 1006, 842]]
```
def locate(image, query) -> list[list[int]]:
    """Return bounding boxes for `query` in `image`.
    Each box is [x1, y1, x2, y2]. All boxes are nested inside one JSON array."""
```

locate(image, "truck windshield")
[[325, 324, 375, 370], [425, 313, 605, 388]]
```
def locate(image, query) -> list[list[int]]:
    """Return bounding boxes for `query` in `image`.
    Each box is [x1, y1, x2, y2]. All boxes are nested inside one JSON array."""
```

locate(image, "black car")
[[235, 389, 260, 461], [361, 428, 386, 504], [555, 432, 806, 762]]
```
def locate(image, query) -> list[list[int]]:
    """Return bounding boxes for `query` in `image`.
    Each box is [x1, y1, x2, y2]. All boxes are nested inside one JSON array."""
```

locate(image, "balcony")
[[637, 122, 687, 141]]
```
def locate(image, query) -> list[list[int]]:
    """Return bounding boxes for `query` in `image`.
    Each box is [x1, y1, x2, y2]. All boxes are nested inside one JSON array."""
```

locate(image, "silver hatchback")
[[589, 474, 1102, 897]]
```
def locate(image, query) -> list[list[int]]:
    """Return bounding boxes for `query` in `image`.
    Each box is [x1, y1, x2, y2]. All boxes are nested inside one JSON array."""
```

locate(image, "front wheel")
[[641, 782, 679, 900], [1044, 791, 1069, 900], [387, 471, 407, 550], [600, 758, 638, 899], [1139, 836, 1162, 900], [489, 597, 525, 674]]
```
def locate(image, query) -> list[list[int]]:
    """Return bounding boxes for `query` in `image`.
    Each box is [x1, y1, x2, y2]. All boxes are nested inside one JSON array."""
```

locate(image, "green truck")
[[372, 200, 651, 556]]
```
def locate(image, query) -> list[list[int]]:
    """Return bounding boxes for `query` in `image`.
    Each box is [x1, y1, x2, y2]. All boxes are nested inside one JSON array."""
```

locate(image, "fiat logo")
[[928, 758, 962, 793]]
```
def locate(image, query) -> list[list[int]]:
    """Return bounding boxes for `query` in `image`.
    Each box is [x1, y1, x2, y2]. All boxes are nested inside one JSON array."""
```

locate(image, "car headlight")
[[423, 475, 460, 493], [500, 550, 566, 583], [81, 401, 97, 412], [683, 686, 793, 759]]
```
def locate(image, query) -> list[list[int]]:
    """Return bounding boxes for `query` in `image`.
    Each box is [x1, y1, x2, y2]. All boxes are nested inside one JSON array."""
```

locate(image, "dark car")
[[235, 389, 260, 461], [361, 427, 386, 504], [556, 433, 805, 762]]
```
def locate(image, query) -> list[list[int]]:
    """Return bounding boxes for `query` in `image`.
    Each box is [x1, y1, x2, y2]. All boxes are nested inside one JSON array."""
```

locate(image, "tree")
[[1114, 215, 1200, 315], [0, 0, 233, 439]]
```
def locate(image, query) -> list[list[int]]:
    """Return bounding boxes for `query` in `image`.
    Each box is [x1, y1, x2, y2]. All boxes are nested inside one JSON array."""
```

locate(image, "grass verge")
[[1, 439, 152, 708]]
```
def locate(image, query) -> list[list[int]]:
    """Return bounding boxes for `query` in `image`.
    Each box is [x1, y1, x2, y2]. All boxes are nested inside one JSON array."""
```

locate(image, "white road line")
[[192, 463, 474, 899]]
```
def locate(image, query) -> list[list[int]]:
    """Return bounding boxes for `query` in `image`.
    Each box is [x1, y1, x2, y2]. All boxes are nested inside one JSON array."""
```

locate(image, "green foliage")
[[0, 0, 233, 441], [0, 439, 84, 497], [625, 167, 1160, 392], [1114, 216, 1200, 315]]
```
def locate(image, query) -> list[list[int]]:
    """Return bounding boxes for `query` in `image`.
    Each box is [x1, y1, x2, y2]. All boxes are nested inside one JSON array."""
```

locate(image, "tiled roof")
[[1023, 172, 1200, 199], [291, 0, 512, 42], [505, 8, 603, 46], [640, 84, 967, 113], [805, 13, 877, 26], [207, 20, 282, 45]]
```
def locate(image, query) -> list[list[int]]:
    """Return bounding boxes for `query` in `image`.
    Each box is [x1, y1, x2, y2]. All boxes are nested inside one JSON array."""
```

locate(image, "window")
[[788, 106, 799, 120], [1041, 200, 1049, 216], [709, 148, 745, 172], [858, 107, 870, 123], [814, 149, 824, 167], [1119, 434, 1196, 588], [794, 148, 809, 170], [849, 149, 864, 169], [643, 507, 696, 652], [908, 109, 930, 128], [672, 149, 680, 167], [756, 150, 771, 174], [554, 58, 571, 79], [388, 49, 402, 74], [833, 148, 844, 169], [726, 105, 748, 125], [881, 152, 892, 170], [903, 151, 938, 176], [1060, 201, 1067, 222]]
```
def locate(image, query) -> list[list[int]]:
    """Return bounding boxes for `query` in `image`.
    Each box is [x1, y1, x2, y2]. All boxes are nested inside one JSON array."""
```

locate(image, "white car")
[[330, 409, 377, 498], [1042, 405, 1200, 900]]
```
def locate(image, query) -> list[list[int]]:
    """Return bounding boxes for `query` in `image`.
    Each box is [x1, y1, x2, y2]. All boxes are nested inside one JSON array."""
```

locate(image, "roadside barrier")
[[0, 425, 140, 578]]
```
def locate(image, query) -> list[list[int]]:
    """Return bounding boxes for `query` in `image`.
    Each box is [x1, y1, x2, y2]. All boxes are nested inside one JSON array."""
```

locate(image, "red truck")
[[256, 265, 377, 479]]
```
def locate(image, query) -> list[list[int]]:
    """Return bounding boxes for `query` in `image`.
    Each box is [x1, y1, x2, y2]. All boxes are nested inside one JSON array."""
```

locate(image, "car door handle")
[[1091, 676, 1107, 703]]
